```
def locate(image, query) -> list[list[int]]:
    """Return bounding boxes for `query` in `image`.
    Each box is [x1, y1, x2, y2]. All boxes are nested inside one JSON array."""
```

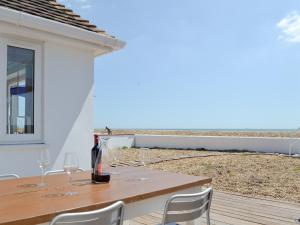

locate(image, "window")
[[0, 37, 42, 144], [7, 46, 35, 134]]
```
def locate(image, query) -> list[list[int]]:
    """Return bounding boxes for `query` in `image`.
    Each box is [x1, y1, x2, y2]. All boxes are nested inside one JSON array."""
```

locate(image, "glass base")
[[36, 183, 47, 188], [42, 193, 65, 198], [64, 191, 78, 196], [125, 177, 150, 182], [110, 167, 121, 175], [110, 171, 121, 175], [138, 177, 149, 182]]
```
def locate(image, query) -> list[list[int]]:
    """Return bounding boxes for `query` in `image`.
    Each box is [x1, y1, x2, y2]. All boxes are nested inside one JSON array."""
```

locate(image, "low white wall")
[[99, 135, 135, 149], [134, 135, 300, 154]]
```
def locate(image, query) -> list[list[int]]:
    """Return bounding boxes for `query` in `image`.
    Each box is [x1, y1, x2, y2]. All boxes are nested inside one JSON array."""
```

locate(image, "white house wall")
[[43, 42, 94, 172], [0, 40, 94, 177]]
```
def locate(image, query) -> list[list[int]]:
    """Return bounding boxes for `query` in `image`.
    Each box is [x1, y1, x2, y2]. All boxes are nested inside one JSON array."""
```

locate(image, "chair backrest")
[[45, 168, 85, 176], [49, 201, 125, 225], [0, 174, 20, 180], [162, 187, 213, 225]]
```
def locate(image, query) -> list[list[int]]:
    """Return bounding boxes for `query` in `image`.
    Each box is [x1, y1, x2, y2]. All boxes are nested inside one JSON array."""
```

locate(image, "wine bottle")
[[91, 134, 100, 181], [92, 136, 110, 183]]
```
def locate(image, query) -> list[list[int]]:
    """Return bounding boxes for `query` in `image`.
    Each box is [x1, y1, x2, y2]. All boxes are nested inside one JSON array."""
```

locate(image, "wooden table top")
[[0, 167, 212, 225]]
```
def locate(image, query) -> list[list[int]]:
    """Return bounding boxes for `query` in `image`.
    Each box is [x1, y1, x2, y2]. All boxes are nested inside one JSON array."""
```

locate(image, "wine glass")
[[109, 147, 121, 175], [63, 152, 79, 196], [138, 148, 151, 181], [99, 137, 111, 174], [37, 149, 51, 188]]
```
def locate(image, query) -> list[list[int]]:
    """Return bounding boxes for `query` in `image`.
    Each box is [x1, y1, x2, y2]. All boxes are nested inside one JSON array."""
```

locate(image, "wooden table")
[[0, 167, 212, 225]]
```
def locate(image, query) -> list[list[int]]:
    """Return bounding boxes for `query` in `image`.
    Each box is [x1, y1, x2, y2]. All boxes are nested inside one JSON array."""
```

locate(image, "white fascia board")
[[0, 6, 126, 56]]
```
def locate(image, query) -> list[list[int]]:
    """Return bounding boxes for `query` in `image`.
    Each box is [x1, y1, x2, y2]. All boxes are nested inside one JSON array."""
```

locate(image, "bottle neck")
[[94, 134, 99, 145]]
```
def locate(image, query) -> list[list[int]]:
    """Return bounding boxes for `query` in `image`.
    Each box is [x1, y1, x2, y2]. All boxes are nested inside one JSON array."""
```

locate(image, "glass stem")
[[69, 173, 73, 193], [41, 167, 45, 185]]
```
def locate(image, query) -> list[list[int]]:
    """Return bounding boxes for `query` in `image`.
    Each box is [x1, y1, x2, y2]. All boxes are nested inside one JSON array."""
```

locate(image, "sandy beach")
[[95, 129, 300, 138]]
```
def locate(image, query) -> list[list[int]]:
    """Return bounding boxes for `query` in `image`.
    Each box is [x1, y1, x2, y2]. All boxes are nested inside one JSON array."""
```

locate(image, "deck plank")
[[127, 191, 300, 225]]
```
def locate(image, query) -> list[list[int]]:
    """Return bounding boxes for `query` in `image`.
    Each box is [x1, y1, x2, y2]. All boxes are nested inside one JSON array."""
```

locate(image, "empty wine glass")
[[37, 149, 51, 188], [63, 152, 79, 196], [114, 147, 123, 170], [99, 137, 111, 174], [138, 148, 151, 181], [109, 147, 121, 175]]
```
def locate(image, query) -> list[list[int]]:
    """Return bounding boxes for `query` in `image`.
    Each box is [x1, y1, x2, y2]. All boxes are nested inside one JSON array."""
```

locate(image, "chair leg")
[[206, 210, 211, 225]]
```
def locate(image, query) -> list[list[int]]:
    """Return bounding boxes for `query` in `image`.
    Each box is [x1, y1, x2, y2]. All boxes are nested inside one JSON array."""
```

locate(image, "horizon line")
[[95, 128, 300, 131]]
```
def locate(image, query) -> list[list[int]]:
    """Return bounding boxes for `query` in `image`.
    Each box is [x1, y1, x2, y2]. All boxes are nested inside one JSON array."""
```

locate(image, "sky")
[[59, 0, 300, 130]]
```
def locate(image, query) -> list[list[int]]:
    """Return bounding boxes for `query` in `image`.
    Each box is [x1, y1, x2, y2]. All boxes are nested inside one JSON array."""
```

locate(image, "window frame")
[[0, 37, 43, 144]]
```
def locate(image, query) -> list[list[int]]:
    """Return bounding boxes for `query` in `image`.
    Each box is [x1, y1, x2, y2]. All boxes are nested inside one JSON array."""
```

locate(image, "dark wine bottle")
[[92, 136, 110, 183], [91, 134, 100, 181]]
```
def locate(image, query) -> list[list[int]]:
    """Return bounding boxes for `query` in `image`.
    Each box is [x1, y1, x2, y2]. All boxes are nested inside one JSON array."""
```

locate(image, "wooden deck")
[[127, 191, 300, 225]]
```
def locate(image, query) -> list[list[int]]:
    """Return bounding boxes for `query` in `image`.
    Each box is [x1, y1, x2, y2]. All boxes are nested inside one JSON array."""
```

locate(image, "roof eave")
[[0, 6, 125, 56]]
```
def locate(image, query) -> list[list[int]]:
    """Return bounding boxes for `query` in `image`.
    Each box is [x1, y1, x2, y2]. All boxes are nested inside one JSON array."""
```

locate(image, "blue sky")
[[60, 0, 300, 129]]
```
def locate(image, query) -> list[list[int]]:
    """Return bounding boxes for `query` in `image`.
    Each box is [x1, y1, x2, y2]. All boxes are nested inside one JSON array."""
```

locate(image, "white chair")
[[0, 174, 20, 180], [45, 168, 85, 176], [160, 187, 213, 225], [49, 201, 125, 225]]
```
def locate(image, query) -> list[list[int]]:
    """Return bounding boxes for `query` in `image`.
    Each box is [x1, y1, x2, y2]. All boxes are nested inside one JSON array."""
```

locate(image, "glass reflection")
[[7, 46, 35, 134]]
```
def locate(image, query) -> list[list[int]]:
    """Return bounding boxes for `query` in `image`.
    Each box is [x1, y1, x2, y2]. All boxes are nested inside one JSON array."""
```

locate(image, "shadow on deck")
[[127, 191, 300, 225]]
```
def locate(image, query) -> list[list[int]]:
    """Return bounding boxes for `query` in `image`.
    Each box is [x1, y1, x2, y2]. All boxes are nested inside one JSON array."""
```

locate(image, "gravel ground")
[[119, 148, 300, 203]]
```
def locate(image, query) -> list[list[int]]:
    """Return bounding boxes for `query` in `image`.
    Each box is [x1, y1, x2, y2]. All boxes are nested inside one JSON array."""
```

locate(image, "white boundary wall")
[[134, 135, 300, 155], [99, 135, 135, 149]]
